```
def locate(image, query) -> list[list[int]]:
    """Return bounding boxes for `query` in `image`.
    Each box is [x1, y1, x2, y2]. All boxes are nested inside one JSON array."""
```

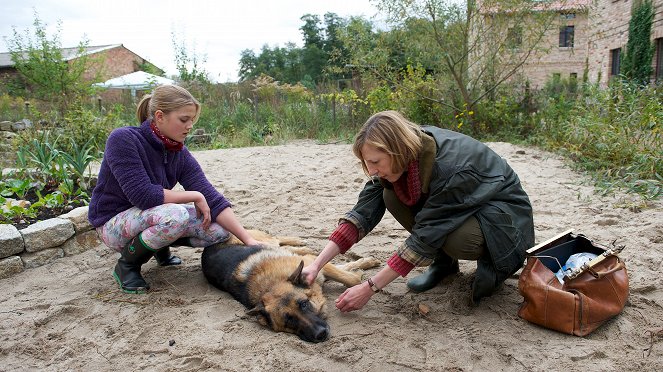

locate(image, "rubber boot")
[[154, 246, 182, 266], [406, 253, 459, 293], [470, 255, 500, 306], [113, 234, 157, 294]]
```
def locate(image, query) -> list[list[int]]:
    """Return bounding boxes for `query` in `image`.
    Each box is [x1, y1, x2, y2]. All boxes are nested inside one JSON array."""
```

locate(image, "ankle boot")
[[113, 234, 156, 294], [406, 254, 459, 293], [154, 246, 182, 266], [470, 255, 500, 306]]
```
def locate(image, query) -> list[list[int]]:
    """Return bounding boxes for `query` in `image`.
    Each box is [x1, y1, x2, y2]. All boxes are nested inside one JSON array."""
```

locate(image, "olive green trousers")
[[383, 190, 485, 260]]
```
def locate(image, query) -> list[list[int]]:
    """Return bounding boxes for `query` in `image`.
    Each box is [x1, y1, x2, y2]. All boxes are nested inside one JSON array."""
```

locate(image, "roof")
[[93, 71, 175, 90], [480, 0, 592, 14], [0, 44, 143, 68]]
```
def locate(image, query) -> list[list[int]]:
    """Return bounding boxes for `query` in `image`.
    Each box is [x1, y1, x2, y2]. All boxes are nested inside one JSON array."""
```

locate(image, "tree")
[[364, 0, 559, 126], [323, 12, 351, 80], [171, 31, 210, 83], [621, 0, 655, 84], [300, 14, 327, 85], [5, 11, 96, 113]]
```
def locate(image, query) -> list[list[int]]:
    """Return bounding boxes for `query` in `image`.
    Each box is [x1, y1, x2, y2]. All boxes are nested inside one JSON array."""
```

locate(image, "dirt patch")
[[0, 140, 661, 371]]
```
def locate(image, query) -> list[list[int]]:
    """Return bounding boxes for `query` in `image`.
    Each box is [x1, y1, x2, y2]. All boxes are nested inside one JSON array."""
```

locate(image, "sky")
[[0, 0, 382, 83]]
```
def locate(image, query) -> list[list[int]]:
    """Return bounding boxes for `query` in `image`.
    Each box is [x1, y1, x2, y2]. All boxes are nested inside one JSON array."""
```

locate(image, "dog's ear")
[[287, 260, 305, 285], [246, 303, 269, 326]]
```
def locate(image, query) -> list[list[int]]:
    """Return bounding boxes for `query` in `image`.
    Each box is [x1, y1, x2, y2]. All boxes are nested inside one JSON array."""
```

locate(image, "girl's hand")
[[334, 282, 373, 312], [243, 238, 262, 247], [193, 192, 211, 229]]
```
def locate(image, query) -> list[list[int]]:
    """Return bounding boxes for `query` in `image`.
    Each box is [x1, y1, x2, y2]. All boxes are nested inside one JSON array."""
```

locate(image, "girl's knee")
[[160, 204, 191, 232]]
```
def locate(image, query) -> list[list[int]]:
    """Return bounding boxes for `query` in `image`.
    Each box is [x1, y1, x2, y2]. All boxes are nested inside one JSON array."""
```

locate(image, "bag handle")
[[586, 260, 625, 279]]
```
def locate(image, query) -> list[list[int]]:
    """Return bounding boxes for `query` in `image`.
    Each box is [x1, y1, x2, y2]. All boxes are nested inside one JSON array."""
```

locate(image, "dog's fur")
[[201, 230, 379, 342]]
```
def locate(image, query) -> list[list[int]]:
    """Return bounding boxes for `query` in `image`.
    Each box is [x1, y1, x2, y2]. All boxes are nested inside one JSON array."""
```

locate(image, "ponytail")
[[136, 94, 152, 123]]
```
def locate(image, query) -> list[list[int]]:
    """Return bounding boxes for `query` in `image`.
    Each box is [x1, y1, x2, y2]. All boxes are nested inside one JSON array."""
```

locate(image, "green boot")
[[406, 254, 459, 293], [113, 234, 157, 294]]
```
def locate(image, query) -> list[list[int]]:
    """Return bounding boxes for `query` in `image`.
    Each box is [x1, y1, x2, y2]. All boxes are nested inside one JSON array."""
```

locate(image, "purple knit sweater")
[[88, 120, 231, 228]]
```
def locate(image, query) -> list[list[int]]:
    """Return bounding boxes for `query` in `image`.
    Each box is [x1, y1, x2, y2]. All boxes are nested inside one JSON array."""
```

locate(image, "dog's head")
[[246, 260, 330, 343]]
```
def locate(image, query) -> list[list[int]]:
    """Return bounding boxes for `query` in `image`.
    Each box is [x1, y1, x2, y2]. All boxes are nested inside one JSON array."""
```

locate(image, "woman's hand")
[[300, 264, 321, 286], [335, 282, 374, 312]]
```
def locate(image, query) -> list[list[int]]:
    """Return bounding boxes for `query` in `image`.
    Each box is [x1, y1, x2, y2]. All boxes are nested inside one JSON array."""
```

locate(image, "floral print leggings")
[[97, 204, 230, 252]]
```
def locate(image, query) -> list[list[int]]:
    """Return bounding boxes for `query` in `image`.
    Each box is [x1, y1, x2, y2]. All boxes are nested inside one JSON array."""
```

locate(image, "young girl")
[[88, 84, 259, 294], [301, 110, 535, 309]]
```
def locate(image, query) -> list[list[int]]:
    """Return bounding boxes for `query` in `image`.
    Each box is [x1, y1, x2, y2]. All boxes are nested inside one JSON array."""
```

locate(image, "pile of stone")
[[0, 206, 101, 279]]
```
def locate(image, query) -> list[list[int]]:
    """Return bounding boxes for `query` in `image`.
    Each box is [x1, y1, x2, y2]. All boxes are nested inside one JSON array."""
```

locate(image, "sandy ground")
[[0, 140, 662, 371]]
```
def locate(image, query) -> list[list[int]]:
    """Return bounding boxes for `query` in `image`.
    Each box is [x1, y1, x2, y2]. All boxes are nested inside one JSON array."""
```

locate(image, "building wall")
[[589, 0, 663, 85], [521, 8, 591, 88], [85, 45, 145, 81], [483, 0, 663, 88]]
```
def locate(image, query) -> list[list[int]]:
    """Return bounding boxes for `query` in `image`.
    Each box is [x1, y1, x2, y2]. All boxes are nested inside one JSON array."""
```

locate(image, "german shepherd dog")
[[201, 230, 379, 343]]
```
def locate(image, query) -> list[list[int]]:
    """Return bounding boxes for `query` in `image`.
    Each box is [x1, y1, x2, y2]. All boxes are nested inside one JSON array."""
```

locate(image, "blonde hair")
[[352, 110, 423, 175], [136, 85, 201, 124]]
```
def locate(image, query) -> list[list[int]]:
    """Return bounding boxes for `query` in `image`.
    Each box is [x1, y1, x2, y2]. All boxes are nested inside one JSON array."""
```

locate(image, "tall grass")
[[531, 80, 662, 199], [1, 77, 659, 201]]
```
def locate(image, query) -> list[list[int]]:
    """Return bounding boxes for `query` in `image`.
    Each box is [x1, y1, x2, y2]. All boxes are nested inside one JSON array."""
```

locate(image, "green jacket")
[[341, 126, 535, 279]]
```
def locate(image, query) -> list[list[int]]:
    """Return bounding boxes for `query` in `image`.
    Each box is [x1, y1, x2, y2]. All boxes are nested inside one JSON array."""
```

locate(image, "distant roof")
[[0, 44, 136, 68], [480, 0, 592, 14], [93, 71, 175, 90]]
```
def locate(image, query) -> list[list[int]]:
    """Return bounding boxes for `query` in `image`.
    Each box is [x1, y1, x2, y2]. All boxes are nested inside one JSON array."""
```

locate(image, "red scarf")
[[392, 160, 422, 206], [150, 121, 184, 152]]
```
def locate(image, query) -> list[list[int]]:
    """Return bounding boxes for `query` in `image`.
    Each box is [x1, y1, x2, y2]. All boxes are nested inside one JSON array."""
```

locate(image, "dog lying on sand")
[[201, 230, 379, 342]]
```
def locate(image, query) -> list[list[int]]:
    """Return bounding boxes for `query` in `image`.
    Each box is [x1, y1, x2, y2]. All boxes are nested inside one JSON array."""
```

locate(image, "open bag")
[[517, 230, 629, 336]]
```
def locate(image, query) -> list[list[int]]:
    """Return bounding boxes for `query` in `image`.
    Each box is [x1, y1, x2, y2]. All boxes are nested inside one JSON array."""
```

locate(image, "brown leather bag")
[[518, 230, 629, 336]]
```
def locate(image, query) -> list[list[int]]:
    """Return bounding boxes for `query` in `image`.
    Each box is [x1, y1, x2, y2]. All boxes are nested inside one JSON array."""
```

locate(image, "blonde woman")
[[301, 110, 535, 309], [88, 85, 259, 294]]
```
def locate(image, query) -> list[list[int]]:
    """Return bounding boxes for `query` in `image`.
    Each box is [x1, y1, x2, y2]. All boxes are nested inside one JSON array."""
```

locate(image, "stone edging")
[[0, 206, 101, 279]]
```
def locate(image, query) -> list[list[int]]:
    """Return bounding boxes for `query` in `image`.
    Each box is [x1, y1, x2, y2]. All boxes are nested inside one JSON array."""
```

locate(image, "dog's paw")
[[286, 246, 317, 256], [342, 257, 381, 271]]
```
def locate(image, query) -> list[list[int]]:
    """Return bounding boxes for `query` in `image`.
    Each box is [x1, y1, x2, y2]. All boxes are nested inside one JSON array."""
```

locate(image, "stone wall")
[[0, 206, 102, 279], [0, 119, 29, 168]]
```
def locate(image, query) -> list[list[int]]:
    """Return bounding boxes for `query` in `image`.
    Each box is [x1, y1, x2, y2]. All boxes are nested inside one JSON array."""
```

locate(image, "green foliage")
[[0, 94, 30, 121], [5, 11, 96, 114], [171, 31, 210, 83], [238, 12, 352, 87], [532, 80, 662, 199], [621, 0, 655, 84]]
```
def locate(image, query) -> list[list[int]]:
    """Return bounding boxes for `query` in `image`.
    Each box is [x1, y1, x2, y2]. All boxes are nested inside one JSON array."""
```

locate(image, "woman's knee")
[[441, 216, 485, 260]]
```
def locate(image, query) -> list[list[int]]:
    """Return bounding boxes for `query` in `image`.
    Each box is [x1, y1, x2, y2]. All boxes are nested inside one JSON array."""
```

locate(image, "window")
[[570, 73, 578, 80], [559, 26, 574, 48], [656, 38, 663, 82], [610, 48, 621, 77]]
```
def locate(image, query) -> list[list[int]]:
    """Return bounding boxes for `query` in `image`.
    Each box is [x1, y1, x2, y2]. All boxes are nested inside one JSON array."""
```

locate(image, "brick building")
[[0, 44, 164, 101], [476, 0, 663, 88]]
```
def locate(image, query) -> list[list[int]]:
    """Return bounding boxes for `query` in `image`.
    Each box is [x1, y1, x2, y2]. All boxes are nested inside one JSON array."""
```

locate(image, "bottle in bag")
[[554, 252, 598, 284]]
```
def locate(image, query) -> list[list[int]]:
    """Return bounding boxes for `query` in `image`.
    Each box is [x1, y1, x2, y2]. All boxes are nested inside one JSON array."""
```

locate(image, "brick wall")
[[523, 8, 591, 88], [476, 0, 663, 88]]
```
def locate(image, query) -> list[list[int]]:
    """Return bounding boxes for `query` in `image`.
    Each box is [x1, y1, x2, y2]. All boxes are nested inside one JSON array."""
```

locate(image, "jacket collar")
[[417, 131, 436, 194]]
